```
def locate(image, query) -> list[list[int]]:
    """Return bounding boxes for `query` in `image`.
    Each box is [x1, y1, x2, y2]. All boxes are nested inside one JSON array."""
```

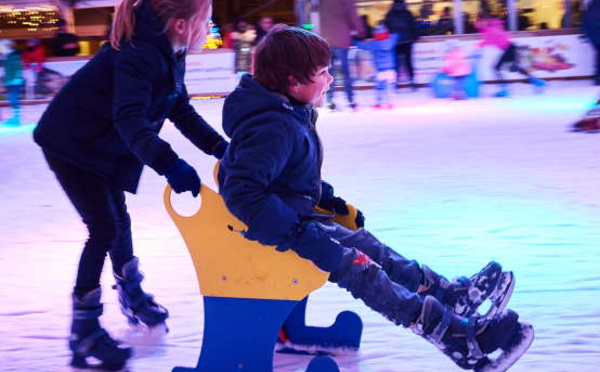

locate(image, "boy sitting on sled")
[[217, 24, 533, 371]]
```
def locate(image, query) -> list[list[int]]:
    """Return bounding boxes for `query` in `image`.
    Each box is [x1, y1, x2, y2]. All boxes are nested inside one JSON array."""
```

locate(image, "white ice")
[[1, 81, 599, 372]]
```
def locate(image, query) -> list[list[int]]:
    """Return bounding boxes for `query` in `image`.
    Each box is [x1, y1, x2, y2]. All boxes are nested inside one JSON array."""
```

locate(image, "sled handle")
[[163, 184, 203, 222]]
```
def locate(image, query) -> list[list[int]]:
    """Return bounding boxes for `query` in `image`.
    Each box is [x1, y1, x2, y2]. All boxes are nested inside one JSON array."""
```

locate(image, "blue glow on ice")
[[0, 123, 36, 137], [507, 96, 592, 112]]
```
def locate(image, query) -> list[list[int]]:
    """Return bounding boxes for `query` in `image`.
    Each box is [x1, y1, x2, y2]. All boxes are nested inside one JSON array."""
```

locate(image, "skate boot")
[[69, 288, 132, 370], [419, 262, 515, 318], [494, 85, 509, 98], [113, 257, 169, 330], [531, 78, 546, 94], [413, 296, 534, 372], [2, 110, 21, 127]]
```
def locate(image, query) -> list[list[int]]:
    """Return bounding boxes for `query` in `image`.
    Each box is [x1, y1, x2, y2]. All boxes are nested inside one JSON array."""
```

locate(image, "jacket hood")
[[222, 74, 314, 138], [129, 0, 174, 59]]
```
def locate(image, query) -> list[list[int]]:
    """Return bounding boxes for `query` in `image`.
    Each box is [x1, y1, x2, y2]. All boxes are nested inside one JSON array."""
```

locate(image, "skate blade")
[[71, 366, 130, 372], [131, 321, 169, 334], [71, 356, 130, 372], [475, 322, 534, 372], [483, 272, 516, 318], [119, 321, 169, 347]]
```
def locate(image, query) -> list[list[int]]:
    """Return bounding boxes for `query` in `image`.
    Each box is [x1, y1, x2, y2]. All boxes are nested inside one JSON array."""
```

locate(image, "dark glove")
[[319, 181, 365, 228], [164, 158, 201, 197], [318, 181, 349, 214], [355, 210, 365, 229], [212, 141, 228, 160], [276, 221, 345, 272]]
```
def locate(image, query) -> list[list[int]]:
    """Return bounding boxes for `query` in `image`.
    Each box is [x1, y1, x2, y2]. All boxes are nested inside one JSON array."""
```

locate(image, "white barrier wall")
[[0, 33, 595, 100], [412, 34, 595, 84]]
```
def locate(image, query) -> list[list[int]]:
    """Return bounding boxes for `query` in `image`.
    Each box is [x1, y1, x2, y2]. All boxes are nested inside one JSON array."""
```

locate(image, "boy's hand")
[[318, 181, 349, 214], [319, 180, 365, 228]]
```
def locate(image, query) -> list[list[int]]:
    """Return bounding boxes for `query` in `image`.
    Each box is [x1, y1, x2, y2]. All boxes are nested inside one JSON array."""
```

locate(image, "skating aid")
[[164, 184, 358, 371]]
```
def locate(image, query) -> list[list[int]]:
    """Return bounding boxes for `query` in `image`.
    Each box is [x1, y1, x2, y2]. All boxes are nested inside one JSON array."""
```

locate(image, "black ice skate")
[[113, 257, 169, 331], [413, 296, 534, 372], [70, 288, 132, 371], [421, 261, 515, 318]]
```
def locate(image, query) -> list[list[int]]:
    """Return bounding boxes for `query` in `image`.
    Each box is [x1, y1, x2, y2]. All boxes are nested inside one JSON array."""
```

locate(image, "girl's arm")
[[169, 85, 228, 158], [112, 45, 179, 175]]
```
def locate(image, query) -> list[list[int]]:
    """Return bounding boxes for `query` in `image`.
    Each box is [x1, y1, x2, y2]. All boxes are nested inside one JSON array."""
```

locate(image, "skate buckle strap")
[[431, 306, 452, 344], [73, 328, 110, 355], [466, 318, 484, 359], [454, 276, 470, 288], [73, 307, 103, 320]]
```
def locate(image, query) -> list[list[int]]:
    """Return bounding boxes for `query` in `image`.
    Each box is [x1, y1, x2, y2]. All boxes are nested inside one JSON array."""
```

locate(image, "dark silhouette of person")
[[51, 19, 81, 57], [384, 0, 420, 90]]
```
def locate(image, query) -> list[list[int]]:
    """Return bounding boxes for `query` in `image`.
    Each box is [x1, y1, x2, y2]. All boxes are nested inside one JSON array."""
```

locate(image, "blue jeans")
[[321, 221, 425, 326], [43, 151, 135, 297], [7, 85, 21, 110], [326, 47, 354, 104]]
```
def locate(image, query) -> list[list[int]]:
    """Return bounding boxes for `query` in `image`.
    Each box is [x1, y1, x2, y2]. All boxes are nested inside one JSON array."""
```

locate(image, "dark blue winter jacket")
[[384, 6, 419, 43], [218, 75, 323, 247], [33, 0, 225, 193]]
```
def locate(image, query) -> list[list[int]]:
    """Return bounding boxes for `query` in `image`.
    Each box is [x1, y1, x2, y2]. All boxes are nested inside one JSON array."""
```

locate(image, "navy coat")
[[34, 0, 225, 193], [384, 6, 419, 43], [218, 75, 323, 246]]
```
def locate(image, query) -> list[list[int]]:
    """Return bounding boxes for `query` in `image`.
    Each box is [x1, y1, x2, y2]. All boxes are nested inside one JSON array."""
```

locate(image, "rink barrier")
[[164, 182, 362, 372]]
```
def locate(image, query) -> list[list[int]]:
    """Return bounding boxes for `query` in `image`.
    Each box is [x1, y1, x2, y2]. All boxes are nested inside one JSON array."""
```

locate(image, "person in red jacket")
[[22, 37, 45, 100]]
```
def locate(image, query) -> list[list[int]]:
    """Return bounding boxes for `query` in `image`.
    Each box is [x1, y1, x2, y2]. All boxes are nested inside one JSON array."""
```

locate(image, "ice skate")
[[531, 78, 546, 94], [420, 261, 515, 318], [413, 296, 533, 372], [2, 109, 21, 127], [70, 288, 132, 371], [113, 257, 169, 332], [494, 86, 509, 98]]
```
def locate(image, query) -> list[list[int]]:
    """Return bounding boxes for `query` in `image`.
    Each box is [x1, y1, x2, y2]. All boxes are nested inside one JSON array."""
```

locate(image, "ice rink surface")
[[1, 80, 599, 372]]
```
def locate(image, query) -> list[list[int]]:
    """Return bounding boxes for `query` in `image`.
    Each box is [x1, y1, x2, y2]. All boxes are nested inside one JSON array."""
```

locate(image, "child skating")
[[34, 0, 227, 369], [354, 23, 398, 109], [1, 39, 24, 126], [439, 41, 472, 100], [476, 14, 545, 97], [218, 25, 533, 372]]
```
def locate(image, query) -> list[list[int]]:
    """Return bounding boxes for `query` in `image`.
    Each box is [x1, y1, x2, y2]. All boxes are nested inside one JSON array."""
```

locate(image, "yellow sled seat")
[[165, 184, 361, 372]]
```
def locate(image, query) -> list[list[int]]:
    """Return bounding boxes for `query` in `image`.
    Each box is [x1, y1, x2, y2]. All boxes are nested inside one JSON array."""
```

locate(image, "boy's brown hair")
[[254, 25, 331, 95]]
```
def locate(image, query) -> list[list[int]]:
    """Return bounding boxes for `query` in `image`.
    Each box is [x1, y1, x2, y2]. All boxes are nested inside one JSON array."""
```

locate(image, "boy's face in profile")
[[288, 66, 333, 107]]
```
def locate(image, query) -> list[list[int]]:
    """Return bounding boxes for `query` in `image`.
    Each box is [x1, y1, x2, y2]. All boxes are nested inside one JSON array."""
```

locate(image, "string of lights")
[[0, 5, 61, 32]]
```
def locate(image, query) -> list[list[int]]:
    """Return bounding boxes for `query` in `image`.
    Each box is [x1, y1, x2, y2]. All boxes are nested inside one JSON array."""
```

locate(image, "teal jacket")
[[3, 50, 23, 86]]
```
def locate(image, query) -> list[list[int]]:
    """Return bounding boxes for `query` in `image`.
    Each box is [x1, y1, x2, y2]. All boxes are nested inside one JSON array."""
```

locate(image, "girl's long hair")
[[110, 0, 211, 50]]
